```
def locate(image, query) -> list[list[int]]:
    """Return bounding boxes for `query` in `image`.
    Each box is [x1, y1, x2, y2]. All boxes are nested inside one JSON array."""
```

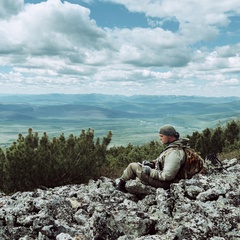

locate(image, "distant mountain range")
[[0, 94, 240, 147]]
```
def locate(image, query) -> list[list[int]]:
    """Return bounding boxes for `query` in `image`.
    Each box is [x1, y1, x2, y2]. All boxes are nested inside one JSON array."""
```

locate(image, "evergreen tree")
[[93, 131, 112, 177], [2, 119, 240, 193], [0, 148, 6, 190], [34, 132, 52, 187], [224, 120, 240, 145], [210, 127, 224, 155], [187, 131, 201, 149]]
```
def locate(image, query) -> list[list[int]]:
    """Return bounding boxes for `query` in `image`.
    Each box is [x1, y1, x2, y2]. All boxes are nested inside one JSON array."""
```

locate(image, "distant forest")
[[0, 119, 240, 194]]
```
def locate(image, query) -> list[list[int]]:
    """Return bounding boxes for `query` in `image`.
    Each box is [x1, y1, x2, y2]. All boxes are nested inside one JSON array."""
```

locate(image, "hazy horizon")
[[1, 94, 240, 148]]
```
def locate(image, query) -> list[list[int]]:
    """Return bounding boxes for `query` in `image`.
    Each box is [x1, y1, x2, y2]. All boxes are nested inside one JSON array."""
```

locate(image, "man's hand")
[[142, 160, 155, 168], [142, 160, 151, 166], [142, 165, 151, 175]]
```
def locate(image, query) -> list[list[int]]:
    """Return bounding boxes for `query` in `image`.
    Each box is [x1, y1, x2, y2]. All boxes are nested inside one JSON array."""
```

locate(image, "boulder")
[[0, 158, 239, 239]]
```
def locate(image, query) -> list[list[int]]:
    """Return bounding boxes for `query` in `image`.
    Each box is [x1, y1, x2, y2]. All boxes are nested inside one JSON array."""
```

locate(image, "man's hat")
[[159, 125, 179, 138]]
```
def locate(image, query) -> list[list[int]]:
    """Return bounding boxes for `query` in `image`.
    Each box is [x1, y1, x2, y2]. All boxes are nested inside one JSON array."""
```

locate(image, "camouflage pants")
[[121, 162, 171, 189]]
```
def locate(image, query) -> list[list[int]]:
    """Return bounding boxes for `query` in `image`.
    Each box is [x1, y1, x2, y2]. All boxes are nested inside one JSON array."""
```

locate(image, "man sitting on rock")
[[116, 125, 188, 192]]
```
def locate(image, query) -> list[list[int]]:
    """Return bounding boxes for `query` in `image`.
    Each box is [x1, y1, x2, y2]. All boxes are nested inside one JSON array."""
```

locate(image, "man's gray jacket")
[[150, 138, 189, 182]]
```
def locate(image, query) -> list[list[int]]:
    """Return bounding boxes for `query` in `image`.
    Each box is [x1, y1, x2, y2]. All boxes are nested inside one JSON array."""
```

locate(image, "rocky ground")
[[0, 158, 239, 240]]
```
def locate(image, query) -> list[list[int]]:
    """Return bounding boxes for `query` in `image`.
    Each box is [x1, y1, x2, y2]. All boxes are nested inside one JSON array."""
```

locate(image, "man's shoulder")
[[166, 138, 189, 149], [164, 146, 184, 156]]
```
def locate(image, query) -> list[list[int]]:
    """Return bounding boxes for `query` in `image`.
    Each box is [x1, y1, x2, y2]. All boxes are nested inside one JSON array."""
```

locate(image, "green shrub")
[[1, 118, 240, 193], [1, 128, 112, 193]]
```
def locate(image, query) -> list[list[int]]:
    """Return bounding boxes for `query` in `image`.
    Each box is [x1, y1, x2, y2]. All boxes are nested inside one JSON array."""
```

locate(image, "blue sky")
[[0, 0, 240, 96]]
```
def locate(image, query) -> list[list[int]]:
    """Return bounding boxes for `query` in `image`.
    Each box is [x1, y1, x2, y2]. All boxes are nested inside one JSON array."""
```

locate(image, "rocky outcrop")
[[0, 159, 239, 240]]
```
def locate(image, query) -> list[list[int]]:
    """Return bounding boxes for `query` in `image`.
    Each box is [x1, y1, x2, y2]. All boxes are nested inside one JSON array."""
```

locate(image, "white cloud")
[[106, 27, 190, 67], [188, 44, 240, 74], [0, 0, 24, 19], [0, 0, 107, 56], [0, 0, 239, 96], [105, 0, 240, 43]]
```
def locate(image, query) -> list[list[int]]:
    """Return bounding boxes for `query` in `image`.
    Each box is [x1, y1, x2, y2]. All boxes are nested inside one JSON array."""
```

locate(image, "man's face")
[[159, 134, 170, 144]]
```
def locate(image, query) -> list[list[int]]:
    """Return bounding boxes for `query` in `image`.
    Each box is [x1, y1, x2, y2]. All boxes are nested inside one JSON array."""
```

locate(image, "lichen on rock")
[[0, 159, 239, 239]]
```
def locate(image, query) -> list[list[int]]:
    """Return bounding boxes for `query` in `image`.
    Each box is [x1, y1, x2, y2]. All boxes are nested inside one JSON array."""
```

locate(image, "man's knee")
[[122, 162, 140, 180], [129, 162, 139, 169]]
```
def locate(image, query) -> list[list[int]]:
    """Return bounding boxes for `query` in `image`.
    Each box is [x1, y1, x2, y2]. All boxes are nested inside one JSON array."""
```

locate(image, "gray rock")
[[0, 159, 239, 239]]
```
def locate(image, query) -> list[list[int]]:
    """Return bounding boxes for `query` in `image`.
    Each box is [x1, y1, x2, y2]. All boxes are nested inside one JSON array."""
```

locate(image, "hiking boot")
[[115, 179, 127, 193]]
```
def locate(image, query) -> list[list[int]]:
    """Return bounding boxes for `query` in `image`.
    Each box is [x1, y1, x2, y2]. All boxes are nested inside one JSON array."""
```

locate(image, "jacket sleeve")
[[149, 149, 184, 181]]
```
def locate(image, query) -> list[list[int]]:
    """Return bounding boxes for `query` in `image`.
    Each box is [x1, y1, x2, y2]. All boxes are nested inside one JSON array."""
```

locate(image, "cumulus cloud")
[[0, 0, 107, 55], [106, 27, 190, 67], [0, 0, 24, 19], [0, 0, 239, 96], [105, 0, 240, 42]]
